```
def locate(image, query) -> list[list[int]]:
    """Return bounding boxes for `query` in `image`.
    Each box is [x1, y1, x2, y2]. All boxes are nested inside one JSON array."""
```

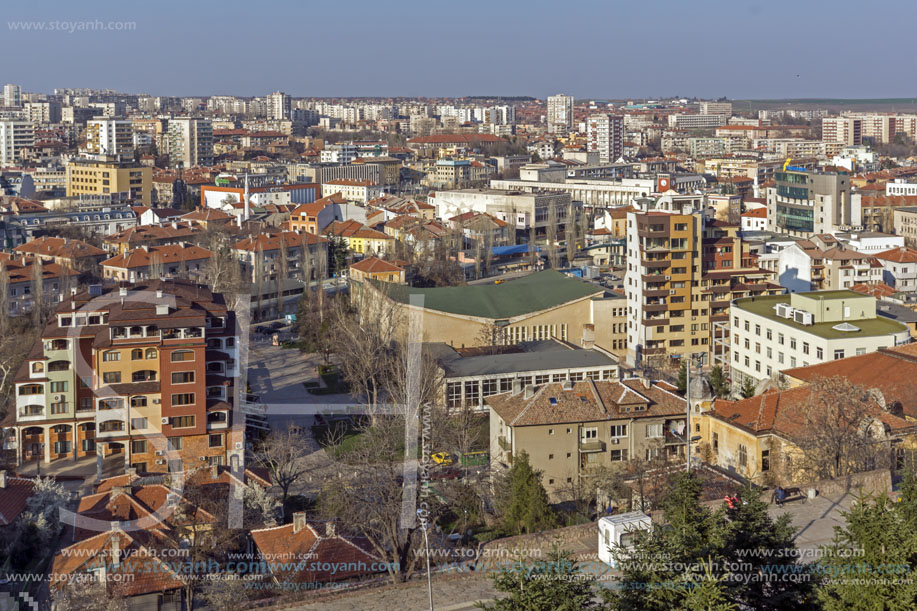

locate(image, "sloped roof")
[[350, 256, 403, 274], [101, 244, 213, 269], [874, 247, 917, 264], [14, 236, 105, 259], [0, 475, 36, 525]]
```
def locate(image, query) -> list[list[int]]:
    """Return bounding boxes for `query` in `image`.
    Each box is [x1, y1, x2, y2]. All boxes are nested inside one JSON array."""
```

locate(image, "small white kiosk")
[[598, 511, 651, 567]]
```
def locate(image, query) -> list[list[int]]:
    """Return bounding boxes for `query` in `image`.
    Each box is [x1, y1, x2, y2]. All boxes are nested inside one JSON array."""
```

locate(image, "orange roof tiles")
[[350, 256, 403, 274], [874, 247, 917, 264]]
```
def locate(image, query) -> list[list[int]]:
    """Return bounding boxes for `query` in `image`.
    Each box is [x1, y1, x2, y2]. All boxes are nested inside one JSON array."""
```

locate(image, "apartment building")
[[625, 208, 705, 366], [3, 83, 22, 107], [232, 231, 328, 284], [168, 117, 213, 167], [487, 377, 687, 499], [101, 244, 213, 283], [321, 178, 382, 204], [0, 255, 79, 317], [586, 114, 624, 163], [765, 168, 854, 237], [431, 188, 573, 239], [894, 207, 917, 248], [66, 156, 152, 205], [699, 101, 732, 117], [729, 291, 910, 390], [777, 236, 883, 293], [546, 94, 574, 135], [267, 91, 291, 120], [667, 114, 725, 129], [0, 121, 35, 166], [822, 117, 862, 146], [7, 280, 239, 472], [24, 101, 62, 124], [85, 119, 134, 157]]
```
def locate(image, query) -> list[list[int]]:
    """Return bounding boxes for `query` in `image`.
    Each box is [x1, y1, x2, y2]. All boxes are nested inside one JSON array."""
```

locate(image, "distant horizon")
[[3, 0, 916, 100]]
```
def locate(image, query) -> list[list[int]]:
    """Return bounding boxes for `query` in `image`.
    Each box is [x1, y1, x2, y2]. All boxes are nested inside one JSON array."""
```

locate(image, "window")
[[131, 440, 147, 454], [856, 347, 866, 356], [103, 372, 121, 384], [446, 383, 461, 408], [167, 437, 183, 451], [755, 324, 761, 336], [130, 396, 147, 408], [791, 357, 797, 368], [208, 434, 223, 448], [131, 348, 143, 360], [802, 342, 809, 355], [790, 338, 796, 350], [816, 347, 824, 359], [103, 350, 120, 362], [171, 415, 195, 428], [50, 401, 68, 414], [713, 432, 718, 454], [778, 333, 784, 345], [146, 348, 158, 359], [171, 350, 195, 362], [766, 329, 772, 340], [481, 378, 498, 396], [646, 423, 663, 438], [610, 425, 627, 438], [133, 370, 156, 382], [131, 417, 147, 430], [31, 362, 44, 373], [54, 441, 72, 454], [534, 374, 550, 385], [548, 454, 554, 460], [834, 349, 845, 360], [50, 381, 68, 393], [171, 371, 195, 384], [464, 381, 479, 405], [762, 450, 770, 472], [499, 378, 512, 392], [171, 393, 195, 406], [82, 439, 96, 452], [738, 444, 748, 467], [610, 449, 628, 461], [582, 427, 598, 440], [548, 429, 554, 435]]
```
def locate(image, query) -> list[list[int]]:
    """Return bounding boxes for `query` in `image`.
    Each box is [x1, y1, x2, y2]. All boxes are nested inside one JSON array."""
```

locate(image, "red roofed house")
[[740, 207, 767, 232], [348, 257, 405, 285], [250, 512, 384, 588], [100, 244, 213, 283], [13, 236, 107, 269], [0, 470, 36, 527], [873, 246, 917, 292]]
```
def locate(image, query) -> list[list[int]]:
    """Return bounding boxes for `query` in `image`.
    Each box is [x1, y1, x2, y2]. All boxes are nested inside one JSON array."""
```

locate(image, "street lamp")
[[417, 509, 434, 611]]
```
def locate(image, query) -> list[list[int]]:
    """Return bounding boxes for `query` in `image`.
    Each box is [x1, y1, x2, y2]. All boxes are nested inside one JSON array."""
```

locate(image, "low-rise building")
[[729, 291, 911, 390], [100, 244, 213, 283], [320, 179, 382, 204], [487, 377, 687, 499], [873, 247, 917, 292], [348, 256, 405, 285]]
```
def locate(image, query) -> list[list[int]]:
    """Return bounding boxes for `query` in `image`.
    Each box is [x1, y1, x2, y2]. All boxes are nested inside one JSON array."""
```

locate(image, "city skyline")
[[3, 0, 916, 99]]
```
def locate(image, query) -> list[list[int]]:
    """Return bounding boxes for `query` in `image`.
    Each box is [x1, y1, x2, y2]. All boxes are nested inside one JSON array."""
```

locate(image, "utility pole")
[[418, 509, 434, 611]]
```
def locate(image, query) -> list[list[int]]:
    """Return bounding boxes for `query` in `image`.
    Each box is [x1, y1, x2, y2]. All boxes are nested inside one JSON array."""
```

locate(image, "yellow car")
[[431, 452, 455, 465]]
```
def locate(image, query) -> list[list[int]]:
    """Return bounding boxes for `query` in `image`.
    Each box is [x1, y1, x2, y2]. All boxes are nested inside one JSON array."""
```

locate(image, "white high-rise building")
[[168, 118, 213, 168], [586, 114, 624, 163], [3, 84, 22, 108], [267, 91, 291, 120], [0, 120, 35, 165], [85, 119, 134, 157], [547, 94, 574, 135]]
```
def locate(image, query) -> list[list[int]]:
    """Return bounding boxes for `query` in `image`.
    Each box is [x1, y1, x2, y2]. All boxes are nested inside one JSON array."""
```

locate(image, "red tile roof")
[[101, 244, 213, 270], [0, 474, 36, 525], [350, 256, 403, 274], [874, 247, 917, 264], [13, 236, 105, 259]]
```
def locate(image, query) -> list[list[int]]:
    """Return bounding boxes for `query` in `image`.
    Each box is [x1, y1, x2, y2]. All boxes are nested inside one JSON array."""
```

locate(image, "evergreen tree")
[[682, 561, 738, 611], [500, 451, 557, 535], [815, 475, 917, 610], [677, 361, 688, 394], [739, 377, 756, 399], [707, 366, 730, 398], [719, 480, 814, 609], [480, 547, 599, 611]]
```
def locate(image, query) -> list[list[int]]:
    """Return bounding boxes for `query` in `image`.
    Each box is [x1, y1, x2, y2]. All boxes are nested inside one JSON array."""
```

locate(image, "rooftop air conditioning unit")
[[775, 303, 793, 319], [161, 417, 170, 425], [794, 310, 814, 325]]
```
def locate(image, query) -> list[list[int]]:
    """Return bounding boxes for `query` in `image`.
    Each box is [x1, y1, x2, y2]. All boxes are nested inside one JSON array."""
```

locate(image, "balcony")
[[18, 405, 45, 419], [642, 274, 668, 284], [638, 225, 668, 238], [645, 288, 669, 298], [643, 303, 668, 313], [498, 436, 512, 452], [642, 259, 671, 269], [579, 440, 606, 453], [642, 318, 669, 327]]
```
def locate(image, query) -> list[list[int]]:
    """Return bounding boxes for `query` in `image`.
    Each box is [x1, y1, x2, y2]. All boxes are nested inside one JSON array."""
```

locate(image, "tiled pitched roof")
[[0, 475, 36, 525], [874, 247, 917, 264], [101, 244, 213, 269], [350, 257, 403, 274], [13, 236, 105, 259], [233, 231, 327, 252], [486, 378, 685, 427]]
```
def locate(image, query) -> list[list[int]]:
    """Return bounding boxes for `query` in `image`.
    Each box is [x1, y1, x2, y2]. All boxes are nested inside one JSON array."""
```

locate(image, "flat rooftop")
[[430, 340, 617, 378], [734, 294, 908, 340], [383, 270, 602, 319]]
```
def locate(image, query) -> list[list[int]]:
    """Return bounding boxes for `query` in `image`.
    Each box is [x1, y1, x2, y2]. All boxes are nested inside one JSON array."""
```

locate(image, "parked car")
[[431, 451, 455, 465]]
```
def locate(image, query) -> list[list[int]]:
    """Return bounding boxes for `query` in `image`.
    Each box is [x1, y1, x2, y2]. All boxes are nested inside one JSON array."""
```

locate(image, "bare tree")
[[30, 258, 44, 326], [254, 242, 264, 322], [528, 223, 537, 270], [276, 237, 289, 319], [565, 202, 577, 266], [0, 259, 8, 335], [205, 240, 246, 311], [149, 251, 163, 280], [789, 376, 894, 481], [252, 423, 317, 515], [318, 415, 440, 585], [474, 322, 507, 354], [54, 577, 129, 611]]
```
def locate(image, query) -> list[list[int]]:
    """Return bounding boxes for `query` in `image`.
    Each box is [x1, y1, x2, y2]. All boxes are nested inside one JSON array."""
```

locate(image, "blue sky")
[[2, 0, 914, 99]]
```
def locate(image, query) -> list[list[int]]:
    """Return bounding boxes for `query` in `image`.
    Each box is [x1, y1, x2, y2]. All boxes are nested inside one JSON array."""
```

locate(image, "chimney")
[[523, 385, 535, 399], [112, 485, 131, 498], [641, 377, 652, 389], [325, 522, 336, 537], [562, 378, 574, 391], [292, 511, 307, 534], [511, 378, 523, 396], [156, 289, 163, 299], [125, 467, 137, 478], [210, 463, 219, 479], [111, 531, 121, 568], [0, 470, 6, 489]]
